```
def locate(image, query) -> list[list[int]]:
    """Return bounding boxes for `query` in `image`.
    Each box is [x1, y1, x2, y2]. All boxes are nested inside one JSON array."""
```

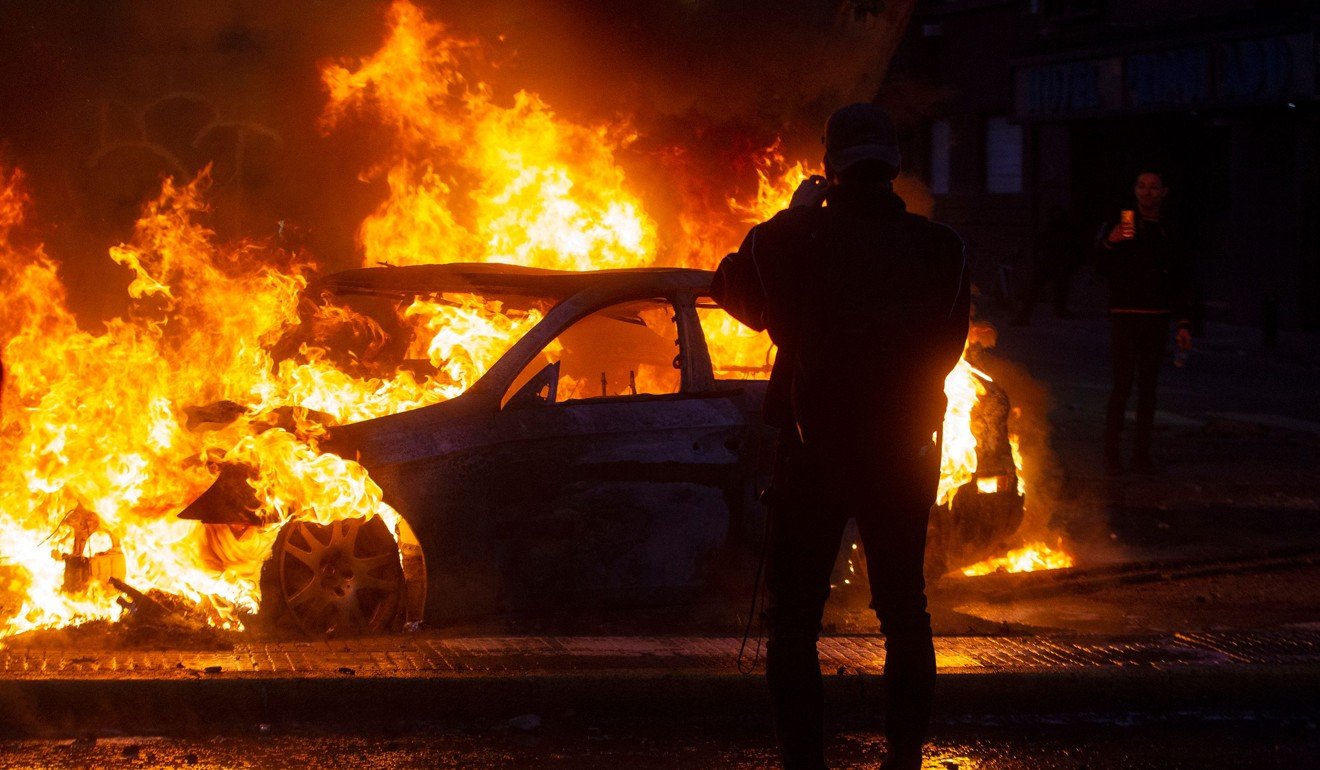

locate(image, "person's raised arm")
[[711, 225, 770, 333]]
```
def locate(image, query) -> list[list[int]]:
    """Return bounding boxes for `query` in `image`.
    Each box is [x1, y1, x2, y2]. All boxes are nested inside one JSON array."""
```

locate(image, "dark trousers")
[[1104, 312, 1170, 463], [763, 432, 938, 769]]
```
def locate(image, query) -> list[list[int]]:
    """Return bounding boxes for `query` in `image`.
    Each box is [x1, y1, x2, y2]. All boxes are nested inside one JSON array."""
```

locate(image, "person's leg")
[[1132, 315, 1170, 468], [764, 437, 849, 770], [1105, 314, 1139, 470], [854, 450, 940, 768]]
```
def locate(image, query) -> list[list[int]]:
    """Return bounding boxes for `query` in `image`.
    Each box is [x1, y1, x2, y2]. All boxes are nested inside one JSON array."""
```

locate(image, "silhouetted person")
[[1012, 203, 1081, 324], [712, 103, 969, 770], [1097, 169, 1193, 474]]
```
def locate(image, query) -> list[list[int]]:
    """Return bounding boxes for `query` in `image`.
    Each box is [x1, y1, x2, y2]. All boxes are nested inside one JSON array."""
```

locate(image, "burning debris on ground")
[[0, 0, 1074, 647]]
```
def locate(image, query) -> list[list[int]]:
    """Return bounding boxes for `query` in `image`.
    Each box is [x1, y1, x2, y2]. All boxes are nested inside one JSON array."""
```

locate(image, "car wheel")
[[265, 515, 405, 636]]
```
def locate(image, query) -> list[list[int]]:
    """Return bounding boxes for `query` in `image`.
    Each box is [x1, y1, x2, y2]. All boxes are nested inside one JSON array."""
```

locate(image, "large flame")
[[961, 541, 1074, 577], [320, 0, 655, 272], [0, 1, 1065, 639], [0, 162, 543, 636], [937, 356, 988, 508]]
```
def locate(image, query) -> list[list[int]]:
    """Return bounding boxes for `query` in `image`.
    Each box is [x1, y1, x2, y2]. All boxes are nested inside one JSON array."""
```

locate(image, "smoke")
[[0, 0, 914, 319], [976, 332, 1103, 560], [427, 1, 913, 138]]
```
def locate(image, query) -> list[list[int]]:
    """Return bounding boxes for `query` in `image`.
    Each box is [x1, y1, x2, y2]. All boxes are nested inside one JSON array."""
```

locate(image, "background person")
[[1096, 169, 1194, 474]]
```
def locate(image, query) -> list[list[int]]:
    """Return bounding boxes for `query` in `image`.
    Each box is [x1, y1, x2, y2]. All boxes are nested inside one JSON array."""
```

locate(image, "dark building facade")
[[888, 0, 1320, 331]]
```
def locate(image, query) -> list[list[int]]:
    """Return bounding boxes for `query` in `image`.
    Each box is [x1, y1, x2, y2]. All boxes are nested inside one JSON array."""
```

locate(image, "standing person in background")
[[1097, 169, 1194, 475], [712, 103, 969, 770]]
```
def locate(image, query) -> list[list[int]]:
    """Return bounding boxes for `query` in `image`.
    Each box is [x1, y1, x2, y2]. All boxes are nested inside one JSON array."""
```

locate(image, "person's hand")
[[1106, 224, 1130, 243], [789, 175, 829, 209], [1176, 327, 1192, 350]]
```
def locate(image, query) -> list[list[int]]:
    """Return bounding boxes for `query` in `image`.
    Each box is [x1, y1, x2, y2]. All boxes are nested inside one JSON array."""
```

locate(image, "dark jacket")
[[711, 186, 969, 455], [1095, 216, 1193, 322]]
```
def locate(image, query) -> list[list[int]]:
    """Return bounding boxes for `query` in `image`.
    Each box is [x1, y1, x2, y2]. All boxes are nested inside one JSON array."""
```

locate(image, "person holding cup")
[[1097, 169, 1194, 475]]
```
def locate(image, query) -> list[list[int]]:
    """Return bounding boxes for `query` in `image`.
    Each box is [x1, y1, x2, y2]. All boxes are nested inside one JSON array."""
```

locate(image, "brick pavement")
[[3, 627, 1319, 680]]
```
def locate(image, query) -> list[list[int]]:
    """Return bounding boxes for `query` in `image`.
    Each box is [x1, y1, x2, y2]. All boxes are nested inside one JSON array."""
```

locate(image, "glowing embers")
[[960, 541, 1075, 577]]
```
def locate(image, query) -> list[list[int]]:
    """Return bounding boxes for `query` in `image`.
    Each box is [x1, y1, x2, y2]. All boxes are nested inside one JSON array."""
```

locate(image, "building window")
[[930, 120, 951, 195], [985, 117, 1022, 194]]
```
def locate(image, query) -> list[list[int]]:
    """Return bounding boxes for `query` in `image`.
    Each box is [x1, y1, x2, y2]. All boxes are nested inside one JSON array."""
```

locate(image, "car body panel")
[[318, 264, 769, 620]]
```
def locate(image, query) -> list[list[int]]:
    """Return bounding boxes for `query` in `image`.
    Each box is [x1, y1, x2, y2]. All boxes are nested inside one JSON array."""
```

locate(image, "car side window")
[[694, 302, 775, 381], [506, 299, 683, 405]]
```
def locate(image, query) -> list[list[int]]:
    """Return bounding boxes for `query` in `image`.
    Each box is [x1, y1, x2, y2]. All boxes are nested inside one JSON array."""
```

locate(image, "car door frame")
[[459, 282, 748, 609]]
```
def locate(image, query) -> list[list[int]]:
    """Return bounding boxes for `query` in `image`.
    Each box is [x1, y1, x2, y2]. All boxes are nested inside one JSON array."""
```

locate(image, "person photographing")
[[712, 103, 969, 770]]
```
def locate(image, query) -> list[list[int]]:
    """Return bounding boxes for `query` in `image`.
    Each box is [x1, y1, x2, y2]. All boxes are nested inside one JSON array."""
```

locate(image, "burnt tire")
[[925, 485, 1026, 581], [261, 515, 405, 636]]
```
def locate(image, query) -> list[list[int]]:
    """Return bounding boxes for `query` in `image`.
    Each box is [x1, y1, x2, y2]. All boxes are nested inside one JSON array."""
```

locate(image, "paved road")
[[996, 313, 1320, 422], [3, 627, 1319, 737], [988, 313, 1320, 490], [1, 710, 1317, 769], [963, 313, 1320, 574]]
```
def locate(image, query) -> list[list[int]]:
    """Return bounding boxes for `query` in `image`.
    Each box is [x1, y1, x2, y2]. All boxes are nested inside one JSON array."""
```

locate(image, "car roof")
[[311, 262, 714, 303]]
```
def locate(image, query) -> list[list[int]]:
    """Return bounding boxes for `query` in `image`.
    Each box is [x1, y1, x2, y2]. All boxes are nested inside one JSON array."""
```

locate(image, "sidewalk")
[[3, 628, 1320, 736]]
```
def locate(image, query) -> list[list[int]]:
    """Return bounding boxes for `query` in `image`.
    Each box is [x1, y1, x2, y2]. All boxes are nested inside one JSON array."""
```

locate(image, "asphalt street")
[[1, 710, 1317, 769]]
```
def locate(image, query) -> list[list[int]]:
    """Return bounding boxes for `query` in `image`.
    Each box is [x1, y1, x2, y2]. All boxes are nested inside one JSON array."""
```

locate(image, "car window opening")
[[695, 305, 777, 381], [509, 299, 683, 405]]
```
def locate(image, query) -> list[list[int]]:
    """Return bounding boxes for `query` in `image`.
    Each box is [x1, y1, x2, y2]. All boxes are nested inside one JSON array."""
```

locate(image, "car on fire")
[[182, 263, 1023, 635]]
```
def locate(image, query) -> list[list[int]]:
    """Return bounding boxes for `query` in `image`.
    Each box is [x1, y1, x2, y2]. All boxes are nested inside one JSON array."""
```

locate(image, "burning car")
[[180, 262, 1024, 636]]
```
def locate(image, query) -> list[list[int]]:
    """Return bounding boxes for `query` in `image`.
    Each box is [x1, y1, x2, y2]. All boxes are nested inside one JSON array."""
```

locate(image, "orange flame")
[[320, 0, 655, 272], [0, 1, 1068, 638], [960, 541, 1074, 577], [936, 355, 988, 508]]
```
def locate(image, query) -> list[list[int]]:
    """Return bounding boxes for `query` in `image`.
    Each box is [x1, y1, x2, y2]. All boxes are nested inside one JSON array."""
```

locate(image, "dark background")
[[887, 0, 1320, 332]]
